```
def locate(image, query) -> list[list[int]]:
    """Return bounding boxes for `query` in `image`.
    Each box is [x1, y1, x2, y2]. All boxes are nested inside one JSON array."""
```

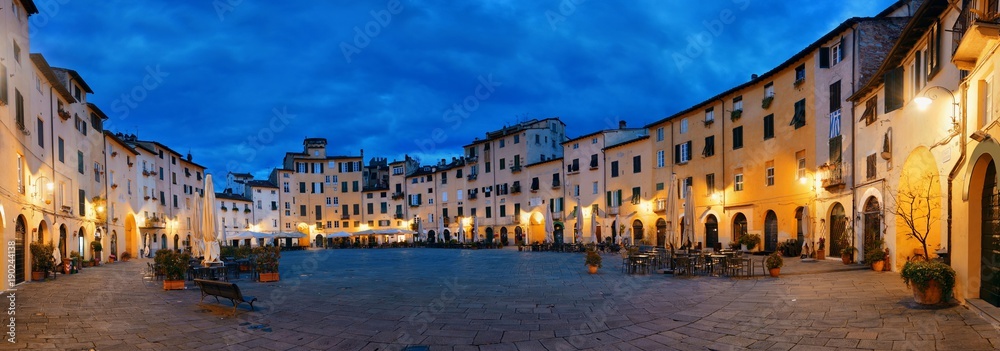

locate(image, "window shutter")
[[819, 47, 830, 68], [829, 135, 843, 164], [685, 141, 693, 161], [884, 66, 904, 112], [829, 80, 841, 113], [674, 144, 681, 164], [606, 191, 612, 207], [840, 36, 848, 58]]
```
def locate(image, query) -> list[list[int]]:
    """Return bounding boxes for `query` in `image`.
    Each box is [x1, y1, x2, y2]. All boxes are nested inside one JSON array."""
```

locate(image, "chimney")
[[751, 74, 759, 80], [619, 120, 627, 129]]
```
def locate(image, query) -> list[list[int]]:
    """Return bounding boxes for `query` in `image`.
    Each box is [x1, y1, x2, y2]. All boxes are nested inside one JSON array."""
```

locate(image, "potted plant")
[[30, 241, 56, 281], [901, 260, 955, 305], [155, 249, 191, 290], [69, 251, 81, 273], [841, 246, 856, 264], [91, 240, 103, 265], [865, 248, 887, 271], [585, 249, 602, 274], [816, 237, 826, 260], [765, 252, 783, 277], [254, 246, 281, 282], [120, 251, 132, 262]]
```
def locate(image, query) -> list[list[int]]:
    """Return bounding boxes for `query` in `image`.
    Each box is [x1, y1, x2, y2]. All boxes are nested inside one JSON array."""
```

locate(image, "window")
[[77, 151, 85, 174], [765, 161, 775, 186], [283, 182, 290, 193], [630, 187, 641, 205], [763, 114, 775, 139], [863, 153, 878, 180], [610, 161, 619, 177], [0, 63, 6, 104], [591, 137, 598, 144], [680, 118, 689, 134], [499, 139, 505, 148], [926, 21, 941, 78], [632, 155, 641, 173], [832, 41, 843, 65], [794, 64, 805, 83], [861, 95, 877, 126], [12, 40, 21, 64], [572, 143, 579, 149], [15, 89, 24, 130], [705, 108, 714, 123], [573, 184, 580, 197], [796, 151, 807, 181], [790, 99, 806, 129], [674, 141, 692, 164], [732, 127, 744, 149], [606, 189, 623, 207], [829, 80, 841, 113], [656, 182, 664, 191], [735, 171, 744, 192], [58, 138, 64, 162], [299, 182, 306, 193], [485, 206, 492, 218], [590, 154, 599, 168], [16, 154, 24, 194], [485, 161, 491, 173], [911, 51, 923, 97], [656, 127, 664, 141], [764, 82, 774, 98], [36, 118, 44, 148], [656, 150, 665, 168], [733, 96, 743, 112], [79, 189, 86, 216], [593, 181, 599, 195], [499, 158, 506, 170], [884, 67, 904, 112], [442, 192, 448, 202], [706, 173, 716, 193], [702, 136, 715, 157], [513, 135, 520, 144]]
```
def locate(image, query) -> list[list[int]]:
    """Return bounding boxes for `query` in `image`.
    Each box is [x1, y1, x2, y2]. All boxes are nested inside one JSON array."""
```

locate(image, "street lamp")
[[913, 85, 959, 133]]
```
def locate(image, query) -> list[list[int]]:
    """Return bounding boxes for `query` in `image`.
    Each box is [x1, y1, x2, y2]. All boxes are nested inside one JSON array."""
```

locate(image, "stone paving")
[[4, 248, 1000, 350]]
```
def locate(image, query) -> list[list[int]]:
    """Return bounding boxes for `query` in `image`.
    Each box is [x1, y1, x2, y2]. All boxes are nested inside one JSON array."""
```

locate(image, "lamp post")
[[913, 85, 960, 134]]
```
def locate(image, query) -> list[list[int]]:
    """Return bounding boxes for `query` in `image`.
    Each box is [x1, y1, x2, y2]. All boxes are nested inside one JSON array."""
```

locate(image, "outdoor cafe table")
[[627, 254, 651, 274], [708, 254, 727, 276]]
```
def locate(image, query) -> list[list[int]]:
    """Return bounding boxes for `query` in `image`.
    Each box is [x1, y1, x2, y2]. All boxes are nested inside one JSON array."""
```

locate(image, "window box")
[[762, 96, 774, 109], [730, 109, 742, 121], [58, 109, 71, 121], [703, 118, 714, 126], [794, 78, 805, 87]]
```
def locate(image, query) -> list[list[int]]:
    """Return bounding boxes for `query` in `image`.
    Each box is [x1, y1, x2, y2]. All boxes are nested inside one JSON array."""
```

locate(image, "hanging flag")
[[829, 109, 841, 138]]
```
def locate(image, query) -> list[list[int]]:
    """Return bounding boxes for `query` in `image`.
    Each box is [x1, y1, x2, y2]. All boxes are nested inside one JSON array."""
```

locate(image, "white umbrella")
[[473, 216, 478, 241], [613, 213, 620, 245], [684, 185, 695, 247], [591, 209, 598, 244], [229, 231, 272, 240], [52, 246, 61, 267], [545, 206, 555, 243], [202, 174, 220, 265], [192, 199, 204, 257], [801, 206, 812, 256], [328, 231, 352, 238], [417, 219, 423, 243], [576, 215, 583, 243]]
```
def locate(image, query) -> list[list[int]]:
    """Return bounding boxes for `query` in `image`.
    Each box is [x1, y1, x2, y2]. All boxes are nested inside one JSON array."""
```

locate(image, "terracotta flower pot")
[[842, 254, 851, 264], [872, 260, 885, 272], [769, 268, 780, 277], [31, 271, 44, 281], [259, 272, 280, 282], [588, 265, 598, 274], [912, 279, 942, 305], [816, 249, 825, 260], [163, 280, 185, 290]]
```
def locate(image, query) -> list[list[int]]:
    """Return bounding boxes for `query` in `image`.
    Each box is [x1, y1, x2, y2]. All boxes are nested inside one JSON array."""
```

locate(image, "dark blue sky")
[[29, 0, 897, 179]]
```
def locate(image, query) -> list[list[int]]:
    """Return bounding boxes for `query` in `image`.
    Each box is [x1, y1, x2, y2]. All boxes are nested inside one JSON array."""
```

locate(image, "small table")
[[628, 254, 651, 274]]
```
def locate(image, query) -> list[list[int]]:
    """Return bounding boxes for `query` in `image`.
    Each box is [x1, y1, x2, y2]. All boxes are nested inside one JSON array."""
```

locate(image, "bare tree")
[[889, 172, 941, 261]]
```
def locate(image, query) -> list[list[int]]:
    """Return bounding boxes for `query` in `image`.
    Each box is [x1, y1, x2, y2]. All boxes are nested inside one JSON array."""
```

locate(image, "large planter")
[[259, 272, 280, 282], [31, 271, 44, 281], [163, 280, 185, 290], [841, 254, 852, 264], [769, 268, 780, 277], [587, 265, 599, 274], [816, 249, 826, 260], [912, 280, 943, 305], [872, 261, 885, 272]]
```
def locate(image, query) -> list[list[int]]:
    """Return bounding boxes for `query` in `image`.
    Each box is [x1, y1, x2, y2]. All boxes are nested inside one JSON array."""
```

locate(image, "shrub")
[[901, 260, 956, 301], [740, 234, 761, 250], [254, 246, 281, 273], [584, 250, 602, 268], [30, 241, 56, 272], [154, 249, 191, 281], [765, 252, 783, 269], [864, 248, 887, 264]]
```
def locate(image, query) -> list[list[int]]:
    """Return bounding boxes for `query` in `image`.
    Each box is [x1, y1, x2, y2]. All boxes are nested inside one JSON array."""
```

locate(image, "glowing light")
[[45, 182, 54, 191], [913, 96, 932, 110]]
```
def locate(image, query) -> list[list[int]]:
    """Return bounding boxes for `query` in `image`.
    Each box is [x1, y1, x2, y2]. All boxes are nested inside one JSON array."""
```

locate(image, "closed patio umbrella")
[[202, 174, 220, 265], [591, 209, 598, 244], [801, 205, 812, 256], [545, 206, 555, 243]]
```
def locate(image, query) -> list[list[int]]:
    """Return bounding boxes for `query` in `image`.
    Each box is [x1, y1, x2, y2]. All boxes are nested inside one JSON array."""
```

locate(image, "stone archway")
[[764, 211, 778, 252], [656, 218, 667, 247], [705, 215, 719, 250], [732, 213, 748, 243], [443, 229, 451, 242], [110, 231, 118, 256], [161, 234, 168, 250], [427, 230, 436, 244], [972, 156, 1000, 306], [77, 227, 87, 259], [829, 203, 847, 259], [863, 197, 882, 254], [315, 234, 324, 248], [632, 219, 644, 244], [173, 234, 180, 250], [514, 226, 523, 245], [485, 227, 494, 243], [500, 227, 509, 246]]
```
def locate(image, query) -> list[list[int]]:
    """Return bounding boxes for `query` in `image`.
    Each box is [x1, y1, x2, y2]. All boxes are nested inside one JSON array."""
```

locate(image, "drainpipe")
[[946, 81, 968, 265], [851, 25, 859, 254]]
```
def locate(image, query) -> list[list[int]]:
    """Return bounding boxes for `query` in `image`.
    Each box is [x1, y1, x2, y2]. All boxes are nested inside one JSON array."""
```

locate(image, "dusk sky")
[[28, 0, 897, 182]]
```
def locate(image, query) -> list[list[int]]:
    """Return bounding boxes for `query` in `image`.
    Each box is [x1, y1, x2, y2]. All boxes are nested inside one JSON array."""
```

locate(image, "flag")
[[829, 109, 841, 138]]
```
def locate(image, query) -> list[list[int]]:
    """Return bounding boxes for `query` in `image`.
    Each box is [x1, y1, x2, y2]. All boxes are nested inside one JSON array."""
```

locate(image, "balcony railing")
[[608, 206, 619, 215], [142, 217, 166, 229], [511, 165, 522, 173], [341, 213, 351, 220], [467, 173, 478, 181], [821, 162, 846, 189], [468, 192, 478, 200], [953, 0, 1000, 69], [465, 155, 478, 163], [511, 184, 521, 194], [394, 212, 405, 219], [391, 192, 405, 200]]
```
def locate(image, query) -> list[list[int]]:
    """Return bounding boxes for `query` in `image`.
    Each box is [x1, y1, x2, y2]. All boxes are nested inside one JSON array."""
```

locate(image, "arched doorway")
[[184, 234, 190, 252], [632, 220, 644, 244], [514, 226, 523, 245], [78, 227, 87, 259], [173, 234, 180, 250], [705, 215, 718, 250], [59, 225, 68, 259], [444, 229, 451, 242], [981, 160, 1000, 306], [500, 227, 509, 246], [14, 215, 27, 284], [611, 219, 619, 243], [764, 211, 778, 252], [125, 214, 136, 257], [37, 220, 48, 243], [732, 213, 748, 244], [485, 227, 494, 243], [427, 230, 436, 244], [863, 197, 882, 253], [315, 234, 323, 247], [829, 203, 847, 258], [596, 226, 603, 243], [553, 222, 564, 244], [161, 234, 167, 250], [655, 218, 667, 247]]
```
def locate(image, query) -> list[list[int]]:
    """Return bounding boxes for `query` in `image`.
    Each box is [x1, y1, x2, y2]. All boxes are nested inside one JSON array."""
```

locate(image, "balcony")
[[391, 192, 405, 200], [953, 2, 1000, 70], [608, 206, 619, 215], [394, 212, 405, 220], [468, 192, 478, 200], [408, 201, 421, 207], [465, 155, 478, 163], [552, 179, 561, 189], [442, 217, 451, 226], [141, 217, 166, 229], [467, 173, 478, 181], [821, 162, 846, 190], [511, 184, 521, 194], [341, 213, 351, 220], [552, 212, 562, 220], [511, 165, 522, 173]]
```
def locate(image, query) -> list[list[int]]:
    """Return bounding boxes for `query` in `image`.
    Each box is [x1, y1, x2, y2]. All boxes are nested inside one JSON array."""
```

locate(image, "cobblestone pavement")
[[4, 248, 1000, 350]]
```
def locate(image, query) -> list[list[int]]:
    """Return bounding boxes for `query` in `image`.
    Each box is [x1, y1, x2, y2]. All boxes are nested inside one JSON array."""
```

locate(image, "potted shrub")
[[585, 249, 602, 274], [841, 246, 856, 264], [155, 249, 191, 290], [865, 248, 887, 272], [30, 241, 56, 281], [69, 251, 81, 273], [120, 251, 132, 262], [91, 240, 103, 265], [765, 252, 783, 277], [740, 233, 761, 252], [816, 238, 826, 260], [901, 260, 955, 305], [254, 246, 281, 282]]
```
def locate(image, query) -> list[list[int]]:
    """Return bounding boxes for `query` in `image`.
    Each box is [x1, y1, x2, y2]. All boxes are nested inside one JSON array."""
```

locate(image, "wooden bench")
[[193, 279, 257, 313]]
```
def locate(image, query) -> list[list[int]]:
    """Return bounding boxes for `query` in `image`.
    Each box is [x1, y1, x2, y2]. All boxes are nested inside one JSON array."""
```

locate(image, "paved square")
[[5, 248, 1000, 350]]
